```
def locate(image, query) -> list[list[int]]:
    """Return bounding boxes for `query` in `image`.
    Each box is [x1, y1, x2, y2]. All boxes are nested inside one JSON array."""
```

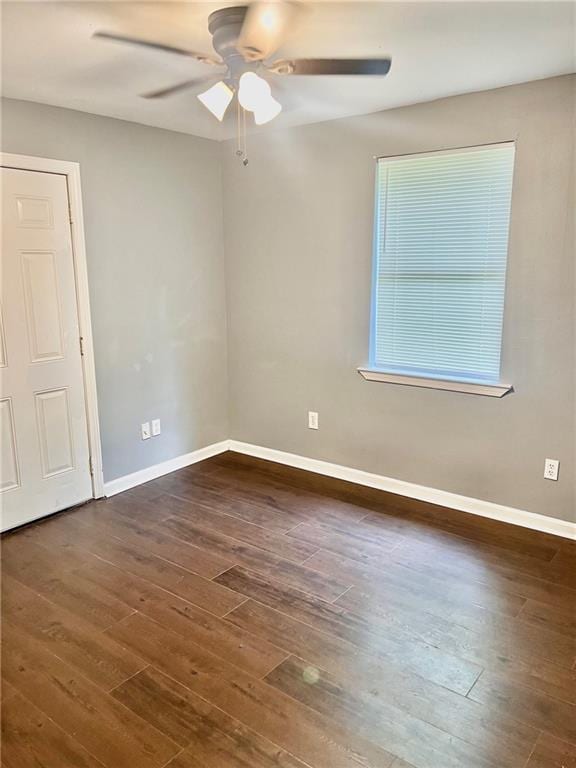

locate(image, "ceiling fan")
[[94, 2, 392, 126]]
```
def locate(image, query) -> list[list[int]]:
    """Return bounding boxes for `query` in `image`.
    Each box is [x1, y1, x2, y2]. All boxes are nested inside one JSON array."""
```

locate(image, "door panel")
[[35, 388, 75, 477], [1, 167, 92, 530], [0, 309, 7, 367], [22, 250, 65, 362], [0, 399, 20, 492], [16, 194, 54, 228]]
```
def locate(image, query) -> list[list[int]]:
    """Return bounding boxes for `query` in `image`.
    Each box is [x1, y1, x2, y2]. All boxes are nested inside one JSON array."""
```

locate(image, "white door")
[[1, 167, 92, 531]]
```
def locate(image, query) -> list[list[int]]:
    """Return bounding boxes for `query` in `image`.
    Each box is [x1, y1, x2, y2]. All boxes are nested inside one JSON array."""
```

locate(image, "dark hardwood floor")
[[2, 451, 575, 768]]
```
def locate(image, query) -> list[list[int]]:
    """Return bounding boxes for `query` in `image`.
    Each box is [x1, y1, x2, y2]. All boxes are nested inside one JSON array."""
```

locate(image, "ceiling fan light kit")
[[94, 2, 391, 162]]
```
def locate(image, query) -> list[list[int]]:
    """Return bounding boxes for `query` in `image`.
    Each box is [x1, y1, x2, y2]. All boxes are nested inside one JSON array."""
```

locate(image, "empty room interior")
[[1, 2, 575, 767]]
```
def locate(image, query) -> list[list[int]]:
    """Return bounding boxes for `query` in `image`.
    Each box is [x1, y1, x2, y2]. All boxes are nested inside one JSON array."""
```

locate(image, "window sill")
[[357, 368, 513, 397]]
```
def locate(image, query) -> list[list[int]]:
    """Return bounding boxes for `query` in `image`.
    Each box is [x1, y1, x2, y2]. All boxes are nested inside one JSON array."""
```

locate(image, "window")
[[366, 143, 515, 394]]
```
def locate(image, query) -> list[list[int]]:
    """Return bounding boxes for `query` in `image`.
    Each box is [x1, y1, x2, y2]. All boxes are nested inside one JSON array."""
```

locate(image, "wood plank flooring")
[[2, 451, 575, 768]]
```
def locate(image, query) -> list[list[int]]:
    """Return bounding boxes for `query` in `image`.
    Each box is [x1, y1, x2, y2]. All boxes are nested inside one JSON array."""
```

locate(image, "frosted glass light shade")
[[197, 81, 233, 121], [238, 72, 282, 125], [254, 96, 282, 125], [238, 72, 268, 110]]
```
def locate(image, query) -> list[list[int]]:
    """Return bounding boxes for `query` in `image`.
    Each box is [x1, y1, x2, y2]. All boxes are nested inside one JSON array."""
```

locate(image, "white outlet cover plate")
[[544, 458, 559, 481], [308, 411, 319, 430], [141, 422, 151, 440], [152, 419, 161, 436]]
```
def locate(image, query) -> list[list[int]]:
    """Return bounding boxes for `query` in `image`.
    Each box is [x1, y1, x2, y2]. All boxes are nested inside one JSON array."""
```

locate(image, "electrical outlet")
[[141, 422, 151, 440], [152, 419, 161, 437], [544, 458, 559, 481], [308, 411, 319, 430]]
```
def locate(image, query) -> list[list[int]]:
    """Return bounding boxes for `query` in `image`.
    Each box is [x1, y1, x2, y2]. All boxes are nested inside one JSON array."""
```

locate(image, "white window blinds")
[[370, 143, 515, 384]]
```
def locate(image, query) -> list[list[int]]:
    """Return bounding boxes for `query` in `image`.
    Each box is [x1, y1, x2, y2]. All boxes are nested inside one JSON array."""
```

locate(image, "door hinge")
[[79, 336, 85, 357], [89, 457, 94, 476], [68, 202, 74, 224]]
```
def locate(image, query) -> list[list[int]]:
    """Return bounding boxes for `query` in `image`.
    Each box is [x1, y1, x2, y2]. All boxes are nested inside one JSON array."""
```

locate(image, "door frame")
[[1, 152, 105, 498]]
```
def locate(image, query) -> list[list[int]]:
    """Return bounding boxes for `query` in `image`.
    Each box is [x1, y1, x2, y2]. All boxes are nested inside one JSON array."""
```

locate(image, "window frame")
[[361, 142, 514, 397]]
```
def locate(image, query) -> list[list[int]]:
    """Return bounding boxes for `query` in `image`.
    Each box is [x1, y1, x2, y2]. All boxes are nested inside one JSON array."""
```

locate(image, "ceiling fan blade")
[[93, 31, 222, 66], [268, 58, 392, 76], [238, 2, 300, 61], [141, 78, 210, 100]]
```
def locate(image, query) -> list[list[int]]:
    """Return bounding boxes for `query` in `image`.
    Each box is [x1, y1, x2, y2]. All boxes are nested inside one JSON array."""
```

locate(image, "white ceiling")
[[2, 1, 574, 141]]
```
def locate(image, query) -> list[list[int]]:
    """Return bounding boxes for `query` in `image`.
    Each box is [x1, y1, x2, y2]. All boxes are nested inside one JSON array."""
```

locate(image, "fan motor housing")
[[208, 6, 248, 59]]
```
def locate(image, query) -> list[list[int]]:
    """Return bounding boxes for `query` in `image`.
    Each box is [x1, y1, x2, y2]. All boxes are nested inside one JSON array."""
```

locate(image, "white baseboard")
[[228, 440, 576, 541], [104, 440, 230, 497], [103, 437, 575, 540]]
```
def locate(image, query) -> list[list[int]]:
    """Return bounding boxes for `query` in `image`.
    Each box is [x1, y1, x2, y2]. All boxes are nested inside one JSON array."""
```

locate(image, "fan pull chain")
[[236, 99, 249, 166], [243, 106, 248, 165]]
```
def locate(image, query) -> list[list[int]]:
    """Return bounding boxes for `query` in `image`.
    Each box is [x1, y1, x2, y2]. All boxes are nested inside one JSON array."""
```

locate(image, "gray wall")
[[222, 76, 575, 522], [3, 78, 574, 522], [2, 98, 228, 482]]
